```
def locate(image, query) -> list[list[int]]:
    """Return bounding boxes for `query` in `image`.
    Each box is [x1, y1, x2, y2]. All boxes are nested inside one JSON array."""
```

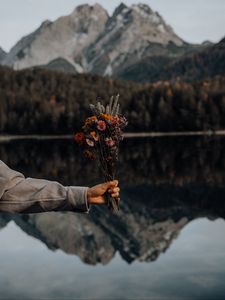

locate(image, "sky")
[[0, 0, 225, 52]]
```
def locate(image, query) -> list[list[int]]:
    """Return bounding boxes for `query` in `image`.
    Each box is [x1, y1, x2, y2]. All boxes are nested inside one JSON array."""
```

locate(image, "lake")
[[0, 136, 225, 300]]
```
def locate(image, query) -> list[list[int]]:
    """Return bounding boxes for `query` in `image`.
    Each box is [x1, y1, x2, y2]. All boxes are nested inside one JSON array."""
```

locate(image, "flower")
[[90, 131, 99, 141], [84, 116, 97, 127], [84, 150, 95, 160], [97, 120, 106, 131], [111, 116, 119, 125], [74, 132, 84, 145], [86, 116, 97, 123], [100, 113, 113, 122], [86, 138, 95, 147], [105, 137, 115, 147]]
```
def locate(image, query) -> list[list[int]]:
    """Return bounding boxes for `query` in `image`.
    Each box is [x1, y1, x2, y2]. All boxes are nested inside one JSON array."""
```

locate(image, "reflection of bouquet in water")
[[74, 95, 128, 212]]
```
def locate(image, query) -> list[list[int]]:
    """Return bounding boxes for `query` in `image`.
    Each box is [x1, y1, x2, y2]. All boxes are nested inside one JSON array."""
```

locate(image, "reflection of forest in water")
[[1, 137, 225, 265], [1, 136, 225, 186]]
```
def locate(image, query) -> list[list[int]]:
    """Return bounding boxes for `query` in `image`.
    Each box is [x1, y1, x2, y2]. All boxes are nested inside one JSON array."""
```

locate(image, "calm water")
[[1, 137, 225, 300]]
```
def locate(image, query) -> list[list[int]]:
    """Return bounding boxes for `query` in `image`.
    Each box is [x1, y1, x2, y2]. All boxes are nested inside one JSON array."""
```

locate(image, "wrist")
[[87, 188, 92, 204]]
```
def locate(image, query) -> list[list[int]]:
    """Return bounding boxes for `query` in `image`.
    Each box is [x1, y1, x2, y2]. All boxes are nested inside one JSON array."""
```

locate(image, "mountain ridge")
[[118, 36, 225, 82], [2, 2, 186, 75], [85, 2, 184, 76], [2, 3, 109, 72]]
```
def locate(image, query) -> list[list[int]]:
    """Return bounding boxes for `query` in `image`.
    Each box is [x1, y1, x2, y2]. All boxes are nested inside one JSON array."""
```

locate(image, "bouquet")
[[74, 95, 128, 212]]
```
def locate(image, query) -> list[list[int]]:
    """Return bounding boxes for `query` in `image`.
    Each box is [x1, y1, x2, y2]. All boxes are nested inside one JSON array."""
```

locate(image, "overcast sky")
[[0, 0, 225, 52]]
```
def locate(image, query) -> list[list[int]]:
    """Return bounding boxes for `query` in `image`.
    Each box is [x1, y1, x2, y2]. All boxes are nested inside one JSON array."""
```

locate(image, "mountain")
[[119, 37, 225, 82], [2, 3, 188, 76], [85, 3, 184, 76], [2, 4, 109, 72], [157, 36, 225, 82], [0, 47, 6, 63]]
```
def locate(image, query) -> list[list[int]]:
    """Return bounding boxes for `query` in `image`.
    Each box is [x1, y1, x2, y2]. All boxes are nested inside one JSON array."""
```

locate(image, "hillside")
[[0, 66, 225, 134], [118, 37, 225, 82]]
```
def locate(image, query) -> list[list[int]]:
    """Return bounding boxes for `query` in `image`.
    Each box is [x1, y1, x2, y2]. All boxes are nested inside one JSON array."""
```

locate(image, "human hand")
[[87, 180, 120, 205]]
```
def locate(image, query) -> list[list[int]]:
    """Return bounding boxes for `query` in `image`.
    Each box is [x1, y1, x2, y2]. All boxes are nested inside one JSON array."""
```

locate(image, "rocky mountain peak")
[[86, 2, 184, 75], [71, 3, 108, 18], [2, 3, 109, 71], [2, 2, 184, 76], [112, 2, 129, 16], [132, 3, 154, 15]]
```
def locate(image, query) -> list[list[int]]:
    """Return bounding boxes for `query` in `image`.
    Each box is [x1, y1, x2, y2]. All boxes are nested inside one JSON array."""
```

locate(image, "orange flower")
[[85, 115, 97, 126], [74, 132, 84, 145], [90, 131, 99, 141], [100, 113, 113, 121]]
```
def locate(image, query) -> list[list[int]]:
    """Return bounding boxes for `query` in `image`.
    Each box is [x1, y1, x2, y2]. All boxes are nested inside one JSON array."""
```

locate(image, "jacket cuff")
[[66, 186, 90, 213]]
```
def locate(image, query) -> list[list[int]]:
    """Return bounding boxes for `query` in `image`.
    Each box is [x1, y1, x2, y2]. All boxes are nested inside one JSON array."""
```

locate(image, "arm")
[[0, 160, 89, 214], [0, 160, 120, 214]]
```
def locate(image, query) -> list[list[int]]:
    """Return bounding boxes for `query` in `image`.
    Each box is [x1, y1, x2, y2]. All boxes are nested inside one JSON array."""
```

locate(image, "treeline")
[[127, 76, 225, 131], [0, 65, 225, 133], [0, 66, 143, 134]]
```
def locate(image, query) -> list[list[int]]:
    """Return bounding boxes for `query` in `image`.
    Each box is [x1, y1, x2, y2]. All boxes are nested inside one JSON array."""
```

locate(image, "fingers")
[[108, 186, 120, 198], [102, 180, 118, 191], [109, 180, 119, 188]]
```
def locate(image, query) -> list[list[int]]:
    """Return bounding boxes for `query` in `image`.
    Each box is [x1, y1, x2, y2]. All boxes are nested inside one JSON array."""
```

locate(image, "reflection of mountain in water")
[[1, 185, 225, 265], [1, 137, 225, 265]]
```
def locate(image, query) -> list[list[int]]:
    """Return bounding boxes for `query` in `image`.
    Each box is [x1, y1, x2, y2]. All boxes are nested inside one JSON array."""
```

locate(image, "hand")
[[87, 180, 120, 205]]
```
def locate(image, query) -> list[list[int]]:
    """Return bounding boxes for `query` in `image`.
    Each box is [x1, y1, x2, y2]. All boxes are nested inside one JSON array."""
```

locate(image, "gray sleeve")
[[0, 160, 90, 214]]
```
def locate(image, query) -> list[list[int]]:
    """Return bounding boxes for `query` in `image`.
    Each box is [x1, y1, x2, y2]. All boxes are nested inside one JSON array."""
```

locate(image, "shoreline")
[[0, 130, 225, 142]]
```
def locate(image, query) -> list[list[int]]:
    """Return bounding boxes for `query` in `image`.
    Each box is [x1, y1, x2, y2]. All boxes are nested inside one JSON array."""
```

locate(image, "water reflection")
[[1, 137, 225, 266]]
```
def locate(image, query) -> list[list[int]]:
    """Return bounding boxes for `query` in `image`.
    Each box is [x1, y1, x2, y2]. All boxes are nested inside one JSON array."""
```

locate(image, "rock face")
[[86, 3, 184, 75], [0, 47, 6, 63], [2, 4, 109, 72], [2, 3, 184, 75]]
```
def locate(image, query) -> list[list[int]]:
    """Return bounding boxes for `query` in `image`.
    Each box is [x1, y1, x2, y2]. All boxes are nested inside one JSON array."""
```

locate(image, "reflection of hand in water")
[[88, 180, 120, 205]]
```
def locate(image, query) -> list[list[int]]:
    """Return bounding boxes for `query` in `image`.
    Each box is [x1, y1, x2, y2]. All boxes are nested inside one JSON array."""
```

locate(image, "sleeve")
[[0, 160, 90, 214]]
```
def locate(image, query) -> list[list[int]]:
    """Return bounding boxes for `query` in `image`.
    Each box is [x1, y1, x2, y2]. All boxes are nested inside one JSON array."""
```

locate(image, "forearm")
[[0, 160, 90, 214]]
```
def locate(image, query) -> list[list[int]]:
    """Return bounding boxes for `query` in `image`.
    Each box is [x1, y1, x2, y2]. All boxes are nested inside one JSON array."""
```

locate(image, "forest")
[[0, 65, 225, 134]]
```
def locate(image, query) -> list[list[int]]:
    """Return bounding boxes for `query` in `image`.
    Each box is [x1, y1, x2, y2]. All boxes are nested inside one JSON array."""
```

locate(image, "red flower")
[[74, 132, 84, 145], [105, 137, 115, 147]]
